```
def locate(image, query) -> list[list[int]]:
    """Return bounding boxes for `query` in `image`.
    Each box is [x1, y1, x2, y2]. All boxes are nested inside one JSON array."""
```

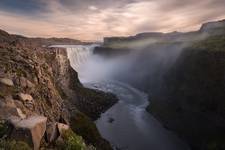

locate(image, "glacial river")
[[85, 81, 189, 150], [60, 44, 189, 150]]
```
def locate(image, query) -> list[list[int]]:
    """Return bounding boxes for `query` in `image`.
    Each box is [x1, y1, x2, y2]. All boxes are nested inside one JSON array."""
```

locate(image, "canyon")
[[93, 19, 225, 150], [0, 19, 225, 150]]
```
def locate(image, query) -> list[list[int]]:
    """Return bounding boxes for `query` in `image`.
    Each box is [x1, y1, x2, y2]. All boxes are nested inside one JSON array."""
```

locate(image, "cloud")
[[0, 0, 224, 40], [89, 6, 98, 11]]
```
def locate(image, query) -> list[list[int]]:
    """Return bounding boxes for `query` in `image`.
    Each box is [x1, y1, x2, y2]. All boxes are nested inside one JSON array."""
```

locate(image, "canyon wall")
[[0, 30, 117, 150], [94, 19, 225, 150]]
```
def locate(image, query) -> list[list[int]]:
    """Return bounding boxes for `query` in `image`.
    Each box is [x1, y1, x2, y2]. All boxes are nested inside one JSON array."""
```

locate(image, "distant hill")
[[0, 29, 83, 48], [103, 19, 225, 48]]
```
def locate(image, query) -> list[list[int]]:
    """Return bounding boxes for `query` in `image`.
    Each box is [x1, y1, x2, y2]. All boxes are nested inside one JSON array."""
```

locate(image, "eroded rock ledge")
[[0, 30, 118, 150]]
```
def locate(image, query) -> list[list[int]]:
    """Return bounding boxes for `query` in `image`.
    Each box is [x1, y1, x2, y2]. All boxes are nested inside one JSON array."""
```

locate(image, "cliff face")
[[0, 30, 117, 150], [148, 35, 225, 150], [94, 19, 225, 150], [200, 19, 225, 34]]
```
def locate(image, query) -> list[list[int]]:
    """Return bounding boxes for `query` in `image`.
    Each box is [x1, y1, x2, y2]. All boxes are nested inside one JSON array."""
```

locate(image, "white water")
[[58, 44, 189, 150]]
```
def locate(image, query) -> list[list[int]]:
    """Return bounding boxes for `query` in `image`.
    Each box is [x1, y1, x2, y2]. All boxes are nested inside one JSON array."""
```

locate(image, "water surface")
[[85, 81, 189, 150]]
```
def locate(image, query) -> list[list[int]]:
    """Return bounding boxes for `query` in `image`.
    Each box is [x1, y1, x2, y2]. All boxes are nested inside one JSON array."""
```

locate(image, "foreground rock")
[[0, 78, 14, 87], [57, 123, 69, 136], [18, 93, 33, 102], [9, 116, 47, 150], [0, 29, 117, 149], [18, 77, 35, 88]]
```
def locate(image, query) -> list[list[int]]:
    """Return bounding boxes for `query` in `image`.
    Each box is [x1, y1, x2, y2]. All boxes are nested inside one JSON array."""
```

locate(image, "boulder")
[[19, 77, 27, 88], [0, 78, 14, 86], [46, 122, 58, 143], [0, 96, 26, 119], [46, 122, 70, 143], [26, 80, 35, 88], [16, 108, 26, 119], [18, 93, 33, 102], [19, 77, 35, 88], [3, 96, 16, 108], [0, 107, 25, 119], [57, 123, 69, 135], [0, 107, 26, 119], [9, 116, 47, 150]]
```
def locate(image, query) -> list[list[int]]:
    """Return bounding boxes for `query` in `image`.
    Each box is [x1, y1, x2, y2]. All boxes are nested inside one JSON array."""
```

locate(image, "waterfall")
[[66, 44, 135, 83], [67, 45, 97, 71], [66, 44, 100, 82]]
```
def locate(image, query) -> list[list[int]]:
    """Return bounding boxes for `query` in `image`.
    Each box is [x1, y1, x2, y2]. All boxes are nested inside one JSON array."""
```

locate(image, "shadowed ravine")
[[65, 45, 190, 150]]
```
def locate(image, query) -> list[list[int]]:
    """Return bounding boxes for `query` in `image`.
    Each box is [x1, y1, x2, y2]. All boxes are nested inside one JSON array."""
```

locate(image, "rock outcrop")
[[148, 35, 225, 150], [9, 116, 47, 150], [0, 78, 14, 87], [0, 29, 117, 149], [200, 19, 225, 35]]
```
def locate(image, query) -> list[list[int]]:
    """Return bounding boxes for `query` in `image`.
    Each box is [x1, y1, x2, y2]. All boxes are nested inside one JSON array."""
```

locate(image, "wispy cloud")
[[0, 0, 224, 40]]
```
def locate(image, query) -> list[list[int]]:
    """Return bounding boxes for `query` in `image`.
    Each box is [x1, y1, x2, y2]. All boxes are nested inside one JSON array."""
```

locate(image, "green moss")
[[57, 129, 87, 150], [192, 35, 225, 51], [70, 112, 111, 150], [70, 112, 101, 145], [0, 140, 31, 150]]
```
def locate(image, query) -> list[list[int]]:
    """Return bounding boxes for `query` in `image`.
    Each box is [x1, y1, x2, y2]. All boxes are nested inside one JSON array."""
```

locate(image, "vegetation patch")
[[70, 112, 111, 150], [192, 35, 225, 51], [56, 129, 87, 150], [0, 140, 31, 150], [0, 121, 9, 138]]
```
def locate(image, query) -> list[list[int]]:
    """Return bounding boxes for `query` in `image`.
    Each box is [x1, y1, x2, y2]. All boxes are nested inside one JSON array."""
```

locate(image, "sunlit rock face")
[[200, 19, 225, 34], [0, 30, 118, 150]]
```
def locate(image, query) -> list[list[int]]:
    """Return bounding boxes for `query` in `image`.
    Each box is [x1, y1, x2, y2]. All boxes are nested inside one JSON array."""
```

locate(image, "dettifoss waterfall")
[[58, 44, 190, 150]]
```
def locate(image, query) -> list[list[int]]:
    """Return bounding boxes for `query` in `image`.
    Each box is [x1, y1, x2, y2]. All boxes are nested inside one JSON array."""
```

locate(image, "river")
[[55, 44, 190, 150], [85, 81, 189, 150]]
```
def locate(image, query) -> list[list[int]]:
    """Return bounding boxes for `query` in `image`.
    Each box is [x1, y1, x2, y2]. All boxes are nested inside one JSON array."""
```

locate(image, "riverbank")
[[85, 81, 189, 150]]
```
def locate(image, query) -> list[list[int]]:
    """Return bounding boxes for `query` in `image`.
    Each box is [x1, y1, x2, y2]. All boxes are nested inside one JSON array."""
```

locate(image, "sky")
[[0, 0, 225, 41]]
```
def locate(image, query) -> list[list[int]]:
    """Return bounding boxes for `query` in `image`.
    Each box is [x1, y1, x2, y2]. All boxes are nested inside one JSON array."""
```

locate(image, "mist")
[[67, 39, 188, 93]]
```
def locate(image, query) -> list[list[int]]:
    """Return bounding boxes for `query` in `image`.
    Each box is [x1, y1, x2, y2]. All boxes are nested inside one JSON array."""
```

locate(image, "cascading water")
[[66, 45, 97, 82], [66, 44, 124, 83], [67, 46, 93, 71], [57, 44, 189, 150]]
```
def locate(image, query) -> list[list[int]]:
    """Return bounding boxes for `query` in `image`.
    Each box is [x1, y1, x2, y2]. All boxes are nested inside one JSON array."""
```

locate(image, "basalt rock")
[[0, 78, 14, 87], [8, 116, 47, 150], [0, 29, 116, 149], [148, 35, 225, 150]]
